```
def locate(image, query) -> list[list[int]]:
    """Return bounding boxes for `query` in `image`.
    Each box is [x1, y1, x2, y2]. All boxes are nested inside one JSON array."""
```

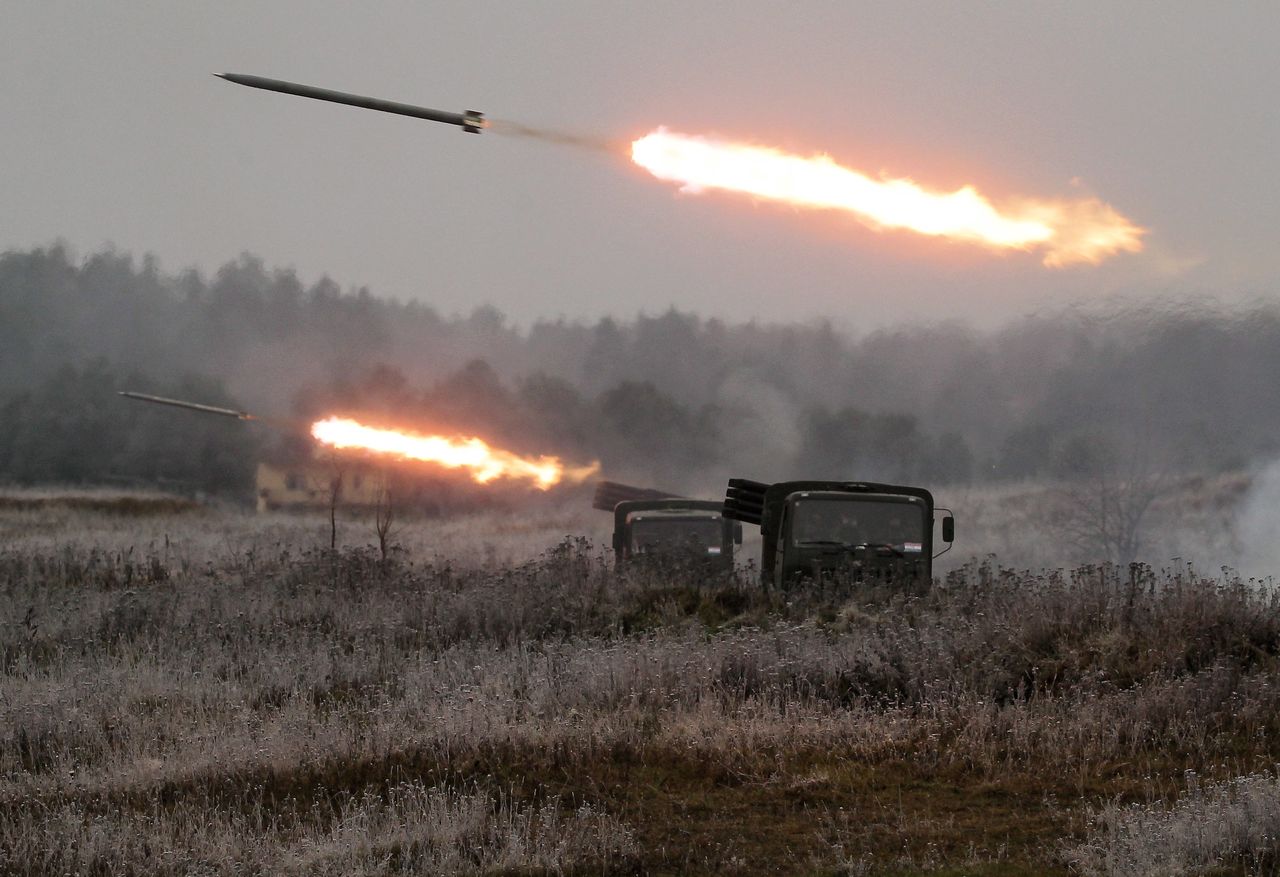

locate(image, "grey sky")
[[4, 2, 1279, 328]]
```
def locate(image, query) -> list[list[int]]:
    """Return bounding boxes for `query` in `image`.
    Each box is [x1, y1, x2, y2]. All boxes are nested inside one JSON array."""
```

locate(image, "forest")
[[1, 243, 1276, 498]]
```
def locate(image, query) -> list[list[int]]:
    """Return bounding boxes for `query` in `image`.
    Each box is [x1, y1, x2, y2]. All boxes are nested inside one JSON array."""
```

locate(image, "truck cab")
[[612, 499, 739, 569], [724, 479, 953, 588], [593, 482, 741, 570]]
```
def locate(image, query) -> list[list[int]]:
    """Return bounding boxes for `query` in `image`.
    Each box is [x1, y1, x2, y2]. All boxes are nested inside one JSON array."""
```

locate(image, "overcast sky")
[[4, 2, 1279, 328]]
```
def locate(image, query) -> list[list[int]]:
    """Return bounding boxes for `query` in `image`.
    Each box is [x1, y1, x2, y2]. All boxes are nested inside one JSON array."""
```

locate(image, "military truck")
[[722, 479, 953, 588], [593, 481, 741, 570]]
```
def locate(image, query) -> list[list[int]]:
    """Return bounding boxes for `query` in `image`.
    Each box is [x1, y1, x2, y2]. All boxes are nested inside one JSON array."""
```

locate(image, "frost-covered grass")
[[0, 488, 609, 567], [4, 499, 1280, 874], [1, 781, 635, 877], [1066, 770, 1280, 877]]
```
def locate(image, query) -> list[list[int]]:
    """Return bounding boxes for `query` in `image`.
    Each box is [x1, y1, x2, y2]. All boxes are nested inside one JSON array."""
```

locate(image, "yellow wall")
[[255, 462, 386, 512]]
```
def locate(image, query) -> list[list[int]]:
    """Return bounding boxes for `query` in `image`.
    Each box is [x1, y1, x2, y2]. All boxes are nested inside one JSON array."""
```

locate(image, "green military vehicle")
[[593, 481, 742, 570], [722, 479, 953, 588]]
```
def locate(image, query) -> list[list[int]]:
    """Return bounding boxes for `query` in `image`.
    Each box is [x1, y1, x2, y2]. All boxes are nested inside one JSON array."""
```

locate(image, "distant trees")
[[1048, 433, 1173, 565], [0, 361, 257, 496], [598, 380, 719, 475], [795, 406, 973, 484], [5, 243, 1280, 497]]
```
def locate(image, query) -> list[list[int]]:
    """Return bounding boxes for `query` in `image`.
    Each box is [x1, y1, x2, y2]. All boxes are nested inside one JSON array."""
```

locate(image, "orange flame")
[[631, 128, 1144, 266], [310, 416, 600, 489]]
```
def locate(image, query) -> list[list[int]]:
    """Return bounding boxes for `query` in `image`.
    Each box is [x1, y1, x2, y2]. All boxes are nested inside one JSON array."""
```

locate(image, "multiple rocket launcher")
[[130, 70, 960, 577], [121, 386, 951, 583]]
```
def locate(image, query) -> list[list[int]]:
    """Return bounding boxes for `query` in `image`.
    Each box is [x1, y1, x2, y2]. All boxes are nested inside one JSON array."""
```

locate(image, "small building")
[[255, 461, 385, 512]]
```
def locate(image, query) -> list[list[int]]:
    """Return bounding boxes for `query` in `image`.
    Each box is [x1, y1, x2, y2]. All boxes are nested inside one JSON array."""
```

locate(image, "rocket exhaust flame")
[[310, 416, 600, 489], [117, 393, 597, 489], [216, 72, 1142, 265], [631, 128, 1144, 266]]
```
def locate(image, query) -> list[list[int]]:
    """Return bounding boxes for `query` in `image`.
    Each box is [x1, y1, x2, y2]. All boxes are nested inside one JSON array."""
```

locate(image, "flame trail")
[[631, 128, 1144, 266], [311, 416, 600, 489]]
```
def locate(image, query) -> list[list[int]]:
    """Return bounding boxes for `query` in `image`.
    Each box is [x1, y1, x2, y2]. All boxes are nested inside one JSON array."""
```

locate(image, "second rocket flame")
[[631, 128, 1143, 267], [311, 416, 599, 489]]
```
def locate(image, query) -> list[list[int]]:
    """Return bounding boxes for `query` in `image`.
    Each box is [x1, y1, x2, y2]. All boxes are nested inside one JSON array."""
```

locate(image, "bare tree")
[[321, 463, 344, 552], [1054, 435, 1172, 565], [374, 468, 395, 564]]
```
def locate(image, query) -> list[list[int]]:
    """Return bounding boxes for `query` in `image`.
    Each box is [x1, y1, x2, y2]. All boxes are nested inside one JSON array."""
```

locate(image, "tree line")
[[1, 243, 1276, 496]]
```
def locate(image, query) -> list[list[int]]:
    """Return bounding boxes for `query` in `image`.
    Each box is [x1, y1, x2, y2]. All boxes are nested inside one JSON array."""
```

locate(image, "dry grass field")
[[4, 484, 1280, 875]]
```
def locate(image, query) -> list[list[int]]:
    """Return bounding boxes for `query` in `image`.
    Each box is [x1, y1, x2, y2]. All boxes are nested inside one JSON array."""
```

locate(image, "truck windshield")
[[791, 499, 924, 550], [630, 517, 724, 554]]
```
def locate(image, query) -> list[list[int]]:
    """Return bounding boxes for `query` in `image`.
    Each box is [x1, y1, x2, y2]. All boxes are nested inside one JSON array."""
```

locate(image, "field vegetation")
[[5, 495, 1280, 874]]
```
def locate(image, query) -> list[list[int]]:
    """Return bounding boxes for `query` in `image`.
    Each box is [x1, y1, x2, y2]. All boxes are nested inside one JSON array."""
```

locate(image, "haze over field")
[[2, 245, 1279, 577]]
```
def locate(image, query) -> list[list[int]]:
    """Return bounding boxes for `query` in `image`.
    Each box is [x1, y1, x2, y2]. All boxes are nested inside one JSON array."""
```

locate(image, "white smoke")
[[1234, 460, 1280, 582], [698, 370, 803, 492]]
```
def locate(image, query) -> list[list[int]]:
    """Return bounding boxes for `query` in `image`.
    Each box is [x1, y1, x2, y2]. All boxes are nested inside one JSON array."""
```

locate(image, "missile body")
[[216, 73, 485, 133], [118, 391, 255, 421]]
